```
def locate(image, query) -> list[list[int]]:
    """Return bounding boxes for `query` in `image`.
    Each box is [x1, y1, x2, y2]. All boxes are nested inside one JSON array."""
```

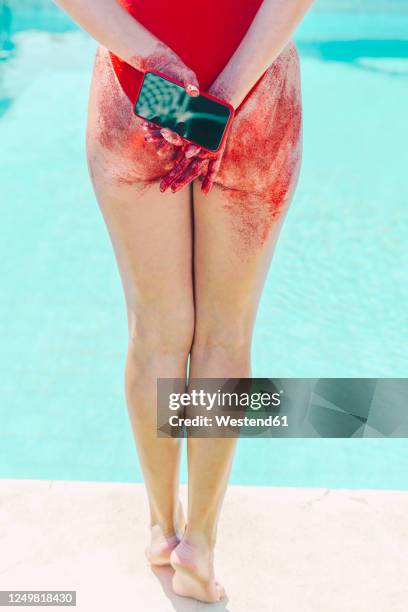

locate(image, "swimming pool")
[[1, 2, 407, 488]]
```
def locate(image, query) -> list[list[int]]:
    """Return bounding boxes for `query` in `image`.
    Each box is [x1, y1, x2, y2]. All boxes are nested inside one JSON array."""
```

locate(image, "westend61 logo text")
[[168, 389, 282, 411]]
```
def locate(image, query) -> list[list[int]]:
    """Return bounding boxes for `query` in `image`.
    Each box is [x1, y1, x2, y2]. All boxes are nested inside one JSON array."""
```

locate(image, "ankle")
[[150, 523, 177, 540], [182, 529, 216, 552], [150, 518, 177, 537], [150, 507, 185, 539]]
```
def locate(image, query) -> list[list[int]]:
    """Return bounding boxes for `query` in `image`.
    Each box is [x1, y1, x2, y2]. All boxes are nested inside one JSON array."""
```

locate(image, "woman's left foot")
[[145, 526, 181, 566], [145, 502, 186, 566]]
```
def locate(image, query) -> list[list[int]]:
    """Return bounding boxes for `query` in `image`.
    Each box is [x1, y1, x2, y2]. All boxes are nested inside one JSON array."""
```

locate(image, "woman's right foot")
[[170, 538, 225, 603]]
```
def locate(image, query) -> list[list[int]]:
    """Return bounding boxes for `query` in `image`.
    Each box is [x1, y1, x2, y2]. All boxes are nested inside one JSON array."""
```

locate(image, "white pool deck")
[[0, 479, 407, 611]]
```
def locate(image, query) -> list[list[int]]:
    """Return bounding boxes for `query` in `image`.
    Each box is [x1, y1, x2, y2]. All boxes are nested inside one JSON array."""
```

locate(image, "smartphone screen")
[[134, 72, 232, 152]]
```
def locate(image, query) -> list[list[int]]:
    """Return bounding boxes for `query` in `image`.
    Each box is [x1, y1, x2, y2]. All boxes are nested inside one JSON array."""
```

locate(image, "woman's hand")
[[138, 42, 201, 159], [158, 140, 226, 195], [144, 80, 234, 195], [141, 41, 200, 96], [142, 0, 315, 189]]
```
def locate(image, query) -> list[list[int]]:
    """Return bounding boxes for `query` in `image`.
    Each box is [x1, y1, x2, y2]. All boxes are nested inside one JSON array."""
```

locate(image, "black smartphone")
[[134, 71, 234, 153]]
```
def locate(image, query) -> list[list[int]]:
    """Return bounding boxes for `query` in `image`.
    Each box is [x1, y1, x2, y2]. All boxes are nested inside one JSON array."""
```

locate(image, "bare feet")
[[170, 538, 225, 603], [145, 527, 180, 566], [145, 503, 186, 566]]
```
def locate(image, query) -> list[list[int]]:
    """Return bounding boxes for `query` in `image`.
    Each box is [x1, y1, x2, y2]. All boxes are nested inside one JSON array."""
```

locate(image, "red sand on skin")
[[88, 48, 176, 189], [214, 43, 303, 248], [88, 43, 302, 250]]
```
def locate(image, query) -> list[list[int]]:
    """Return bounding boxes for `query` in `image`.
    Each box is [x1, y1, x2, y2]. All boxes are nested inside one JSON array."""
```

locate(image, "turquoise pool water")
[[1, 6, 407, 488]]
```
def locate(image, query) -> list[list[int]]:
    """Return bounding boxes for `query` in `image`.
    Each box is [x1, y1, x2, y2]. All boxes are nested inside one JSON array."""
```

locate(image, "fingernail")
[[185, 145, 200, 158], [186, 84, 199, 97], [160, 128, 174, 142]]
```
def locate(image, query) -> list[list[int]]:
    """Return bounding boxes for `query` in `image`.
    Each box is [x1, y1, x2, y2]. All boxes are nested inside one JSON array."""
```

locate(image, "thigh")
[[87, 48, 194, 343], [193, 42, 302, 339]]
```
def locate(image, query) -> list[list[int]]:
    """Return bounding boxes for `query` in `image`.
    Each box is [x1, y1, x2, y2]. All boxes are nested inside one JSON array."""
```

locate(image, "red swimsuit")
[[110, 0, 263, 104]]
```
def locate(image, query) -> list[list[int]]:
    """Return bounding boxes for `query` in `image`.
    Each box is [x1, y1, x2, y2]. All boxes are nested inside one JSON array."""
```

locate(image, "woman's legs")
[[87, 41, 301, 597], [88, 167, 194, 562], [171, 46, 303, 601], [86, 46, 196, 564], [170, 183, 292, 601]]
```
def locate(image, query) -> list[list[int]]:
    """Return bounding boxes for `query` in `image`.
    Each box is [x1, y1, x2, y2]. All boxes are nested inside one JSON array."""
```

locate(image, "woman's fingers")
[[141, 120, 155, 131], [201, 155, 222, 194], [160, 128, 184, 146], [143, 124, 182, 156], [144, 129, 163, 143], [142, 120, 163, 143], [159, 153, 191, 192], [185, 143, 201, 158], [143, 122, 186, 149], [170, 158, 206, 193], [185, 84, 199, 97], [157, 140, 173, 157], [142, 105, 222, 193], [156, 50, 199, 96], [182, 69, 200, 97], [145, 128, 223, 194], [160, 143, 223, 194]]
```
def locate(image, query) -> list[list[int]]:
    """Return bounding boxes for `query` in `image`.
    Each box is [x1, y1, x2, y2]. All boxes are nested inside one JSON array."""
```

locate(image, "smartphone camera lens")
[[175, 122, 186, 136]]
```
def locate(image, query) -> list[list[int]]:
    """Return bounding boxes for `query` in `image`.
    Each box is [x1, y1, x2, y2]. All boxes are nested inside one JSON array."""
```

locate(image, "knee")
[[127, 303, 195, 362], [190, 328, 252, 378], [191, 315, 253, 361]]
